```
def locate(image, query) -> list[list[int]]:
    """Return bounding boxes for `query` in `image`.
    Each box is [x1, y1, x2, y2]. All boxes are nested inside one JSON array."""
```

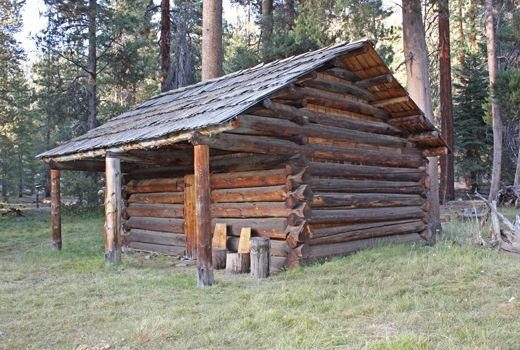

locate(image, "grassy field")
[[1, 210, 520, 350]]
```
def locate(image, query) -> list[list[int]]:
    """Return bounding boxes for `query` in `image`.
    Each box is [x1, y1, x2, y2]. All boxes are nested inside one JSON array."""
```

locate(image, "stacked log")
[[122, 176, 186, 255], [119, 66, 439, 269], [210, 162, 311, 273]]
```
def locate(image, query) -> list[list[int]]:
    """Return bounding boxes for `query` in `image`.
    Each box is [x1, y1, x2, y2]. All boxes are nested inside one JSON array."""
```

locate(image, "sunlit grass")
[[1, 211, 519, 349]]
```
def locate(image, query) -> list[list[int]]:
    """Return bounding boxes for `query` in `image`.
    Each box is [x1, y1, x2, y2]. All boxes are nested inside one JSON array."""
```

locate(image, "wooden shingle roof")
[[38, 40, 445, 161]]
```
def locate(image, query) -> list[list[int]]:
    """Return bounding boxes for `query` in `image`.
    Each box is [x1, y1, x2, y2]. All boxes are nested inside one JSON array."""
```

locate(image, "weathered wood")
[[104, 155, 122, 265], [194, 144, 213, 287], [126, 203, 184, 218], [311, 193, 425, 208], [50, 169, 61, 251], [210, 168, 288, 189], [127, 165, 193, 179], [286, 222, 310, 248], [124, 177, 184, 193], [408, 131, 440, 144], [285, 185, 314, 208], [238, 227, 251, 253], [183, 175, 196, 258], [211, 202, 310, 218], [301, 77, 376, 101], [226, 253, 250, 273], [211, 218, 287, 239], [355, 74, 393, 89], [232, 114, 408, 148], [422, 147, 448, 157], [310, 178, 425, 195], [259, 101, 402, 135], [211, 185, 287, 203], [324, 67, 359, 82], [213, 248, 227, 269], [261, 99, 309, 125], [309, 220, 426, 245], [125, 216, 184, 233], [305, 144, 424, 168], [212, 223, 227, 249], [127, 192, 184, 204], [371, 96, 410, 108], [292, 87, 389, 119], [250, 237, 270, 278], [388, 115, 435, 132], [307, 162, 425, 182], [309, 206, 426, 225], [127, 241, 185, 256], [310, 219, 421, 238], [301, 233, 422, 261], [125, 229, 186, 246], [227, 236, 292, 257]]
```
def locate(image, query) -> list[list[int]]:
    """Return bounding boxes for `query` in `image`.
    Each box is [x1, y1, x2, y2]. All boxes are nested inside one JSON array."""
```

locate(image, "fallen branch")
[[475, 192, 520, 254]]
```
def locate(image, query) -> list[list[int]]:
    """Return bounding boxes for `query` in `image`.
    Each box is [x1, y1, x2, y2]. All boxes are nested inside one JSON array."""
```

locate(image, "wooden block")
[[238, 227, 251, 253], [212, 223, 227, 249]]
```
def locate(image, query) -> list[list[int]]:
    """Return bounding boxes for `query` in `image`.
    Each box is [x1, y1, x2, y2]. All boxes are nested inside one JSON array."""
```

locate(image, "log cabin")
[[37, 40, 448, 276]]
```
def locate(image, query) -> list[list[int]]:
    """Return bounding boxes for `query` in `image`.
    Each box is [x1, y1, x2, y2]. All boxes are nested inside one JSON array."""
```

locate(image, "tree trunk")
[[515, 134, 520, 186], [402, 0, 442, 236], [486, 0, 503, 200], [261, 0, 273, 57], [160, 0, 171, 92], [87, 0, 97, 130], [44, 119, 51, 197], [457, 0, 465, 70], [438, 0, 455, 203], [202, 0, 222, 80]]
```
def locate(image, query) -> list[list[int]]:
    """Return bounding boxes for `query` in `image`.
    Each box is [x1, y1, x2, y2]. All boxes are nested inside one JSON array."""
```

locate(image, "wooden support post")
[[50, 169, 61, 250], [184, 175, 197, 259], [194, 144, 214, 287], [250, 237, 270, 278], [104, 154, 122, 266]]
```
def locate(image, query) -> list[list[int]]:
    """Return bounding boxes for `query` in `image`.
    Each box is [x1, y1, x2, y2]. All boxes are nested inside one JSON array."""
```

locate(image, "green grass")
[[1, 211, 520, 350]]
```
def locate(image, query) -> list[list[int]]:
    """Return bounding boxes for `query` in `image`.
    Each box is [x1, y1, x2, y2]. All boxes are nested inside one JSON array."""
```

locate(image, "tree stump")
[[250, 237, 270, 278], [212, 248, 227, 269], [225, 253, 250, 273]]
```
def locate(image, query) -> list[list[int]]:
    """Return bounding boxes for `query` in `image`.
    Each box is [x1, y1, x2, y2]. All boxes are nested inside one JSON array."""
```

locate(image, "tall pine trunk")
[[438, 0, 455, 202], [87, 0, 97, 130], [160, 0, 171, 92], [514, 131, 520, 186], [261, 0, 273, 58], [202, 0, 222, 80], [402, 0, 442, 238], [486, 0, 503, 200]]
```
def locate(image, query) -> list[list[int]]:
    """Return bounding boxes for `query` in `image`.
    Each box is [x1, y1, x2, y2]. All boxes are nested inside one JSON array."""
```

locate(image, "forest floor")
[[1, 210, 520, 350]]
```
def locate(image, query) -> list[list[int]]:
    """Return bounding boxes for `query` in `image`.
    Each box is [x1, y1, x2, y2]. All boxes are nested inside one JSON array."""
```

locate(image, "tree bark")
[[261, 0, 273, 57], [51, 169, 61, 250], [486, 0, 503, 200], [402, 0, 442, 236], [160, 0, 171, 92], [515, 141, 520, 186], [438, 0, 455, 203], [87, 0, 97, 130], [202, 0, 222, 80]]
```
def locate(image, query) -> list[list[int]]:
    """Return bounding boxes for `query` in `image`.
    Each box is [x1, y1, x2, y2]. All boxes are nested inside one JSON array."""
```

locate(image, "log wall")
[[122, 175, 186, 255], [121, 68, 433, 271]]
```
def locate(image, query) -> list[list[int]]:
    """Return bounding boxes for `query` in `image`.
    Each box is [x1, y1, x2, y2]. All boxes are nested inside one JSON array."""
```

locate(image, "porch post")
[[194, 143, 214, 287], [51, 168, 61, 250], [104, 153, 122, 265]]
